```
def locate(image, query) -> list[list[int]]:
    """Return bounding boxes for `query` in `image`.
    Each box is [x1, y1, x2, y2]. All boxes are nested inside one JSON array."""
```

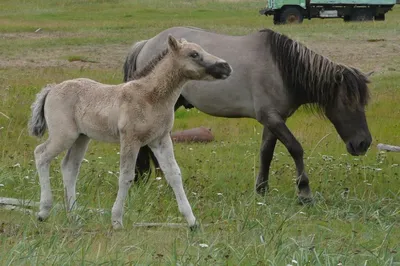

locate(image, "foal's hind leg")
[[112, 137, 140, 229], [35, 134, 79, 220], [61, 134, 90, 212], [149, 134, 197, 229]]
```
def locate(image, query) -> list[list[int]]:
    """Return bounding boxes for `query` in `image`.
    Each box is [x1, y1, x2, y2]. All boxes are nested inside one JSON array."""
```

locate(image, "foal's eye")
[[190, 52, 199, 58]]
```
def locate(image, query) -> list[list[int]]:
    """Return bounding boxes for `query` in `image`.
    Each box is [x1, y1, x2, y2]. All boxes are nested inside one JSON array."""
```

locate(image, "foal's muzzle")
[[206, 62, 232, 80]]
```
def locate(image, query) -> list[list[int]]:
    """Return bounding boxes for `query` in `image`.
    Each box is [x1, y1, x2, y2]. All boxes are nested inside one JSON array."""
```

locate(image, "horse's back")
[[136, 27, 270, 118]]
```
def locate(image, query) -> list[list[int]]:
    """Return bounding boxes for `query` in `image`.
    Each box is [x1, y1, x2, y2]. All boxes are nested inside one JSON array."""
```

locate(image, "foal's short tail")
[[28, 84, 53, 137], [123, 39, 148, 82]]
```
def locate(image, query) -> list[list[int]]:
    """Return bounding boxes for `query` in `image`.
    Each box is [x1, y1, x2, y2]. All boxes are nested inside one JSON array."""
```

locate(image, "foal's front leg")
[[149, 134, 197, 229], [112, 138, 140, 229]]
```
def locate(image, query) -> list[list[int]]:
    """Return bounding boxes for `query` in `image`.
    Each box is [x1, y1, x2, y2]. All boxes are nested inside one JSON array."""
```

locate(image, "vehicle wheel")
[[374, 14, 385, 21], [351, 9, 373, 21], [273, 13, 281, 25], [280, 7, 304, 24]]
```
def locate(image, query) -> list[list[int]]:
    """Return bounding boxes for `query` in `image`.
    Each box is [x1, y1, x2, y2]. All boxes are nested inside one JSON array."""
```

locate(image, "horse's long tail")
[[28, 84, 53, 137], [123, 39, 148, 82]]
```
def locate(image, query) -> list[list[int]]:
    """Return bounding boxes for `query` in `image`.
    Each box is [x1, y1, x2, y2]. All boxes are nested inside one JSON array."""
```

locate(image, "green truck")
[[259, 0, 398, 24]]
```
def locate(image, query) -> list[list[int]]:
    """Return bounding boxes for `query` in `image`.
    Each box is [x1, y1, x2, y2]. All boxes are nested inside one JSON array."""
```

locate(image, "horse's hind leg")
[[256, 127, 277, 194], [258, 111, 312, 202], [149, 134, 197, 229], [61, 134, 90, 212], [35, 134, 79, 221]]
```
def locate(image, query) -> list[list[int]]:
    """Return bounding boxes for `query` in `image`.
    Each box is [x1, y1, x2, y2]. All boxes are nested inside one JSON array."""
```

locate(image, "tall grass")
[[0, 0, 399, 264]]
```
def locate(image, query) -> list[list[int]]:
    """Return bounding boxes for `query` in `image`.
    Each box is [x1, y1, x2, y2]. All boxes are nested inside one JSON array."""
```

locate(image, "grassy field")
[[1, 0, 400, 264]]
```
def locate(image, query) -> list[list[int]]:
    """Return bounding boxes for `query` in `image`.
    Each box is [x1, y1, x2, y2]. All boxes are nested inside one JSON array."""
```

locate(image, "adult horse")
[[124, 27, 372, 202]]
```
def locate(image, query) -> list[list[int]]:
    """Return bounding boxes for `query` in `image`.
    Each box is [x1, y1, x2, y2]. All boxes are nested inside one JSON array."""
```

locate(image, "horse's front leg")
[[256, 127, 277, 195], [112, 138, 140, 229], [259, 111, 312, 202], [148, 134, 197, 230]]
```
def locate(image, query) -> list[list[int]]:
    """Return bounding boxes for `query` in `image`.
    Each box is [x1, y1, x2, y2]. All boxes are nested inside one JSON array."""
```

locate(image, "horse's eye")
[[190, 52, 199, 58]]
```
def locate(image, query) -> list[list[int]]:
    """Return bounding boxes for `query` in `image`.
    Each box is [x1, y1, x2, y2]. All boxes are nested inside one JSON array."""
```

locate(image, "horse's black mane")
[[124, 48, 169, 81], [261, 29, 370, 111]]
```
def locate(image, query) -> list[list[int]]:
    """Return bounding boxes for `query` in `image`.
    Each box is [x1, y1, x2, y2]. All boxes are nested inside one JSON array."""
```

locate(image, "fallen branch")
[[133, 222, 211, 228], [1, 197, 211, 229], [0, 197, 39, 208], [377, 143, 400, 152]]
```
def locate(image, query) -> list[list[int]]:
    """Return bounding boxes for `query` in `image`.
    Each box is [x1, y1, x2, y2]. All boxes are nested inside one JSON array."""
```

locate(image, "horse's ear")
[[365, 71, 374, 77], [167, 35, 180, 52]]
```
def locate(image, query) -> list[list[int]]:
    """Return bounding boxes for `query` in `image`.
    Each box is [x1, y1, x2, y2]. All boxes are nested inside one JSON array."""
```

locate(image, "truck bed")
[[310, 0, 396, 5]]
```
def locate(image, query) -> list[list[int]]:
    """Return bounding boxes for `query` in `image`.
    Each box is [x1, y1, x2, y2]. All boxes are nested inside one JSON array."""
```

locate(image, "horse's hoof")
[[255, 184, 269, 196], [297, 195, 314, 205]]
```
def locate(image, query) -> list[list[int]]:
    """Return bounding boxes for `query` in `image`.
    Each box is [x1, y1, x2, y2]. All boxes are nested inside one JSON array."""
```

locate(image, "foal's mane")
[[261, 29, 370, 111], [132, 48, 169, 80]]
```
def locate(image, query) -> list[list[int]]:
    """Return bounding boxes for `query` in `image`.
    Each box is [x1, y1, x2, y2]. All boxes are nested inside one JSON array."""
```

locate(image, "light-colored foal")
[[29, 35, 232, 229]]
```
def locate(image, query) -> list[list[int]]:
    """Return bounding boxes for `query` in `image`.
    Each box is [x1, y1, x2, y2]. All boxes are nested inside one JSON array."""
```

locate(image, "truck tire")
[[273, 13, 281, 25], [351, 9, 373, 21], [374, 14, 385, 21], [280, 7, 304, 24]]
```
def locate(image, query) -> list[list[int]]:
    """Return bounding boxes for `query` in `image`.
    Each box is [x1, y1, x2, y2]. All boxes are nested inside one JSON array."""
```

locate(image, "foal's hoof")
[[112, 220, 124, 230], [37, 212, 48, 222], [189, 222, 200, 232]]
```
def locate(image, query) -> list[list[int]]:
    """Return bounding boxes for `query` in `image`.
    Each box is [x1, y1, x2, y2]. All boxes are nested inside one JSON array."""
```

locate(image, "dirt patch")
[[1, 30, 399, 75]]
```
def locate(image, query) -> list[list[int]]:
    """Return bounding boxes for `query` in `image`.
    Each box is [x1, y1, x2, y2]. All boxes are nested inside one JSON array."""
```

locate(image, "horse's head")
[[167, 35, 232, 80], [324, 68, 372, 156]]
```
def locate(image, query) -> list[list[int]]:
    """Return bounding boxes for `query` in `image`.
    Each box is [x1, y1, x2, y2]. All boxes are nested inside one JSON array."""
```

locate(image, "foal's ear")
[[167, 35, 180, 52]]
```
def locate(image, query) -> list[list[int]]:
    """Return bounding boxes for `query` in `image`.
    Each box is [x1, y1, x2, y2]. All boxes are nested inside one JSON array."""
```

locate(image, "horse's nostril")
[[358, 140, 370, 151]]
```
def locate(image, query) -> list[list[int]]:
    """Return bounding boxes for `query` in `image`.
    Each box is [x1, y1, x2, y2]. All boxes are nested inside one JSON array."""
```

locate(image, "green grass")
[[1, 0, 400, 265]]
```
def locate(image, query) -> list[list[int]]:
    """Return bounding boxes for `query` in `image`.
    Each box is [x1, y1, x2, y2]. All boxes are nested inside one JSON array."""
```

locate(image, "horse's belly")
[[182, 81, 255, 118]]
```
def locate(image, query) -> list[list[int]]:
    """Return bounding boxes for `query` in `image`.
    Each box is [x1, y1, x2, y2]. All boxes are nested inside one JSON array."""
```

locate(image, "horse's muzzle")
[[206, 62, 232, 80], [346, 136, 372, 156]]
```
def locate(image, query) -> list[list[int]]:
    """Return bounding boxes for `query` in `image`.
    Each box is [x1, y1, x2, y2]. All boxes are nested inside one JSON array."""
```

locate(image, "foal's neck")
[[140, 53, 187, 107]]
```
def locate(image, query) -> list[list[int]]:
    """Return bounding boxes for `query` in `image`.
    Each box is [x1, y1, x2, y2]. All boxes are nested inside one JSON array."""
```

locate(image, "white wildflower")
[[98, 157, 102, 159], [24, 176, 29, 179], [217, 193, 223, 196], [13, 163, 21, 168], [0, 184, 4, 187], [156, 177, 162, 181], [83, 158, 89, 163], [199, 243, 209, 248], [257, 202, 266, 206], [292, 259, 298, 264], [108, 171, 113, 174], [189, 148, 193, 151]]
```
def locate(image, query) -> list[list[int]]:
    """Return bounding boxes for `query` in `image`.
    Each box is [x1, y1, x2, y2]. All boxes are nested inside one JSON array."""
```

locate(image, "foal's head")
[[167, 35, 232, 80]]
